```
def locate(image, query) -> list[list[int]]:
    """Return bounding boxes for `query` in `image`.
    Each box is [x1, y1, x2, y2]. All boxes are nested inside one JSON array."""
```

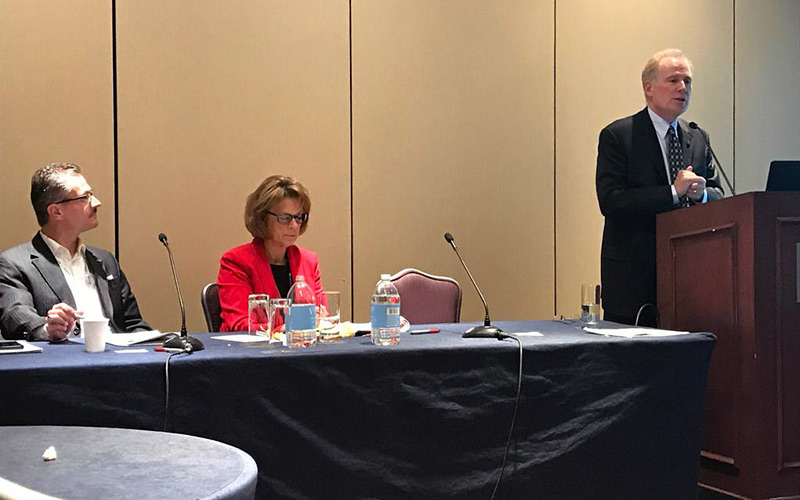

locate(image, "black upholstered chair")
[[201, 283, 222, 332]]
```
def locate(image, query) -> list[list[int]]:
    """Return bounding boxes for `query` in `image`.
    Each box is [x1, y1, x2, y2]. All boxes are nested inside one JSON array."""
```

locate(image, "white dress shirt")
[[647, 107, 708, 205], [38, 232, 106, 338]]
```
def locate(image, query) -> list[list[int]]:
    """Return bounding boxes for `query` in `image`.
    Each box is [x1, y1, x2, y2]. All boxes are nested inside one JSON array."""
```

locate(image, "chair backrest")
[[201, 283, 222, 332], [390, 268, 462, 324]]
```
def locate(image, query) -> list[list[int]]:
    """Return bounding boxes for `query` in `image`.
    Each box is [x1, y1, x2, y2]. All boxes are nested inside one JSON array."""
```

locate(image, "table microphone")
[[444, 232, 507, 339], [158, 233, 204, 352], [688, 122, 736, 196]]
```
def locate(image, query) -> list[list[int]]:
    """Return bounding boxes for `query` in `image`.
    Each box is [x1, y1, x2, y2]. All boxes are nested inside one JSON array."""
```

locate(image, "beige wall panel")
[[736, 0, 800, 193], [0, 0, 114, 251], [352, 1, 554, 323], [555, 0, 733, 318], [117, 1, 351, 332]]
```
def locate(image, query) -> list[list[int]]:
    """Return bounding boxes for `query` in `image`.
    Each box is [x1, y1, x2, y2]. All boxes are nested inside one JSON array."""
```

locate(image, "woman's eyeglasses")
[[266, 211, 309, 225]]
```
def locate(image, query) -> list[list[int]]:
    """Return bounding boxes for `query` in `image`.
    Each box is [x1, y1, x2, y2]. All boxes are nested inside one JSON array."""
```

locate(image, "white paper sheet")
[[105, 331, 171, 347], [511, 331, 543, 337], [351, 319, 411, 333], [210, 334, 273, 343], [582, 327, 690, 338]]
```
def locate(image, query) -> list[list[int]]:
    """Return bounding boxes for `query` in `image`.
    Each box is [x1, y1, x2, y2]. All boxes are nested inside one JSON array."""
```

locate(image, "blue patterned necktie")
[[667, 126, 690, 207]]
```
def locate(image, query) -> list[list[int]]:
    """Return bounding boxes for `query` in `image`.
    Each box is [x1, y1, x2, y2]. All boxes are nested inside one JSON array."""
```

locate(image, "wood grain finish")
[[658, 192, 800, 499], [776, 218, 800, 471], [665, 223, 740, 466]]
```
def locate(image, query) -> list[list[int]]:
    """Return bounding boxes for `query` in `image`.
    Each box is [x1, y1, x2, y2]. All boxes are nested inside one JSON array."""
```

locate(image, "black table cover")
[[0, 320, 714, 499]]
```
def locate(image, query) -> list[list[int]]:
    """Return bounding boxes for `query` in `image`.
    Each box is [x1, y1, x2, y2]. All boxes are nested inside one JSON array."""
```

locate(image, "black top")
[[0, 324, 715, 499], [271, 263, 292, 298]]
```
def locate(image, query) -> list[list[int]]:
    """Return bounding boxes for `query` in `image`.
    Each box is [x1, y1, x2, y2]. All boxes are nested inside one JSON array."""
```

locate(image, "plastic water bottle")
[[287, 275, 316, 348], [371, 274, 401, 346]]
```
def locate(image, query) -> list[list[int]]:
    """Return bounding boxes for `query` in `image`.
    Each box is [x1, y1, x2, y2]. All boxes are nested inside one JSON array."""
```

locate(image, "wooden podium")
[[657, 192, 800, 499]]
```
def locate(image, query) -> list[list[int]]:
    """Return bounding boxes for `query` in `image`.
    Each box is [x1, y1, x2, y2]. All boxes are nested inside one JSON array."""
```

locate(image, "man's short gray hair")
[[641, 49, 693, 86]]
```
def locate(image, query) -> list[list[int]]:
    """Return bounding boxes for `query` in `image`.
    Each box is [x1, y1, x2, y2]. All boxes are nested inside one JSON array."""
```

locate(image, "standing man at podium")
[[596, 49, 724, 326]]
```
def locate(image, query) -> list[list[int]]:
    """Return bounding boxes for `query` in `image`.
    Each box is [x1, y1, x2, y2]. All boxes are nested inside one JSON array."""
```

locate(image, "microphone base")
[[463, 324, 505, 339], [163, 335, 205, 352]]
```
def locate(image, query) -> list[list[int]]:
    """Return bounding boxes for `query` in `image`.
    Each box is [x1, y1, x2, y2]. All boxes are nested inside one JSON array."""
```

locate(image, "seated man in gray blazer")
[[0, 163, 149, 341]]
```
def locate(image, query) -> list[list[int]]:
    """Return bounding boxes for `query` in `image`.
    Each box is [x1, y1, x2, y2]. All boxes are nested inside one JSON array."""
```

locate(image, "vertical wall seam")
[[349, 0, 355, 321], [112, 0, 120, 260], [732, 0, 736, 189], [553, 0, 558, 316]]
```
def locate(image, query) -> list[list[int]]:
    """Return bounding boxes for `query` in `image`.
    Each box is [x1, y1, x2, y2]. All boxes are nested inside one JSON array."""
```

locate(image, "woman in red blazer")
[[217, 175, 324, 332]]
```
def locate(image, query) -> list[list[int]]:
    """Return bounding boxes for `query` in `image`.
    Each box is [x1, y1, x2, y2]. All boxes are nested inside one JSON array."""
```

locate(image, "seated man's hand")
[[675, 166, 706, 201], [45, 303, 82, 342]]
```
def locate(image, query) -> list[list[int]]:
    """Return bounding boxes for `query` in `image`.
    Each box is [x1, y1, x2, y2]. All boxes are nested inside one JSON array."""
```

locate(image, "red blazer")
[[217, 238, 324, 332]]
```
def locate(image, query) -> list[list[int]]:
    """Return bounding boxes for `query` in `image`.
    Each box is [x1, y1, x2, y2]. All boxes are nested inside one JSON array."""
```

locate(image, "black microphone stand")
[[444, 233, 506, 339], [158, 233, 204, 352], [689, 121, 736, 196]]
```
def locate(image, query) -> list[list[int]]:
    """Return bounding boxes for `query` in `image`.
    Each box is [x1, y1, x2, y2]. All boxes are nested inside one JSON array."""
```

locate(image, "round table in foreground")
[[0, 426, 257, 500]]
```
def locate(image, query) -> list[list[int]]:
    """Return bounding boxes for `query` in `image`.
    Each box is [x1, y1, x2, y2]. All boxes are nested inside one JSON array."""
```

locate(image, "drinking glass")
[[581, 284, 601, 325], [269, 298, 290, 343], [248, 294, 270, 336], [318, 291, 341, 343]]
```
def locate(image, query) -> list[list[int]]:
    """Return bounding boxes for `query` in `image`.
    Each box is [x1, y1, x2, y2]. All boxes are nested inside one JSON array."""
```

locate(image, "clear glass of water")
[[248, 294, 270, 336], [268, 298, 290, 343], [581, 284, 601, 325], [318, 291, 341, 343]]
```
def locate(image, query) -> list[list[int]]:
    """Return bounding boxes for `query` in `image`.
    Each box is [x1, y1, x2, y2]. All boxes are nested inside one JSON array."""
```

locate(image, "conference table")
[[1, 320, 714, 499], [0, 425, 257, 499]]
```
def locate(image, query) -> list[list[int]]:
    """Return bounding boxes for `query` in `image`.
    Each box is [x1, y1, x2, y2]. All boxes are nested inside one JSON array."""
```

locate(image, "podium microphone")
[[688, 122, 736, 196], [443, 232, 506, 339], [158, 233, 204, 352]]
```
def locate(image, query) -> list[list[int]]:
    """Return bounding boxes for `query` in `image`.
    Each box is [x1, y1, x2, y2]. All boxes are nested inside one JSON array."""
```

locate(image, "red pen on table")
[[154, 346, 185, 353], [409, 329, 439, 335]]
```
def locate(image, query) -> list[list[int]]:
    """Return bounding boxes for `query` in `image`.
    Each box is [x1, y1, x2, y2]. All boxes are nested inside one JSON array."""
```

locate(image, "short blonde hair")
[[244, 175, 311, 239], [641, 48, 693, 87]]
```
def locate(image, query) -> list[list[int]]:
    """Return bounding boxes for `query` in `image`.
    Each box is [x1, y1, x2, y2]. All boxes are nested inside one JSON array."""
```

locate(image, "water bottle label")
[[371, 303, 401, 329], [288, 304, 315, 331]]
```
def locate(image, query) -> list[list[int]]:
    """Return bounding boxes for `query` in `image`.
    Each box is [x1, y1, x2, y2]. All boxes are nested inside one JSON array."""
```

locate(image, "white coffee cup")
[[81, 318, 109, 353]]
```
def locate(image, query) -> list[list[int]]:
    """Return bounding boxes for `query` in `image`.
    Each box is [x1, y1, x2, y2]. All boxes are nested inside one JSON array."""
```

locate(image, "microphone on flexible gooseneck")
[[688, 121, 736, 196], [158, 233, 204, 352], [443, 232, 507, 339]]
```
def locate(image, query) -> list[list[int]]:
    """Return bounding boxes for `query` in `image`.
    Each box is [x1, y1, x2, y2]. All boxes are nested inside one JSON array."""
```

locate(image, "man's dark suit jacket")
[[596, 107, 724, 325], [0, 233, 150, 340]]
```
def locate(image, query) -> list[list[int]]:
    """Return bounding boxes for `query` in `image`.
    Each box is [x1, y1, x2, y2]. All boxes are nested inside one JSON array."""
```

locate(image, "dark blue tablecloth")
[[0, 320, 715, 499]]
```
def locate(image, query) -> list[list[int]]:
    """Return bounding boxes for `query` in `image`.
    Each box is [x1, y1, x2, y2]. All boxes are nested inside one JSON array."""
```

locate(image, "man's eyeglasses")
[[266, 211, 309, 225], [54, 191, 95, 205]]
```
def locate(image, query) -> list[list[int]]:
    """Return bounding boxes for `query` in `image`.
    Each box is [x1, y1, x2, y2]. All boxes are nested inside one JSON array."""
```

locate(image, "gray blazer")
[[0, 233, 150, 340]]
